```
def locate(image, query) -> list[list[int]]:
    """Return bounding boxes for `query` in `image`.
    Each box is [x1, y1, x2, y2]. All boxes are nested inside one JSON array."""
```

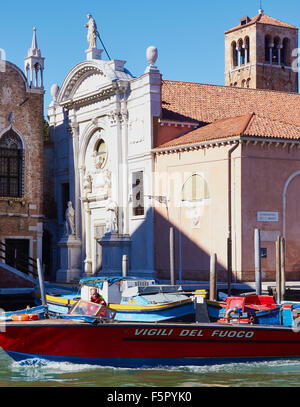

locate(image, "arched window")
[[265, 35, 271, 63], [245, 37, 250, 63], [282, 38, 290, 66], [273, 37, 280, 65], [0, 129, 24, 197], [182, 174, 210, 203], [237, 39, 245, 65], [232, 41, 238, 67]]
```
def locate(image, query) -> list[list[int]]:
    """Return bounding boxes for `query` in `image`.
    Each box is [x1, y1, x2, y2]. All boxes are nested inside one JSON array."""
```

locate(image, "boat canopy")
[[121, 285, 185, 298], [79, 276, 159, 289]]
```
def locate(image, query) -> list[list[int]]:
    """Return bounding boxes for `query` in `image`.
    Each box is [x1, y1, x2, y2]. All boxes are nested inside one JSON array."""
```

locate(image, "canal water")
[[1, 348, 300, 387]]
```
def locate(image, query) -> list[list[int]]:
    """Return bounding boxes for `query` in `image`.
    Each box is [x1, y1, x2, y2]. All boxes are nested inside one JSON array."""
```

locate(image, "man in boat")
[[90, 288, 106, 306]]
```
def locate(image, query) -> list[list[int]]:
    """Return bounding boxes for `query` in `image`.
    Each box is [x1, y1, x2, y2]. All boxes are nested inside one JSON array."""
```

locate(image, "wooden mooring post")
[[37, 258, 47, 307], [170, 227, 175, 285], [280, 237, 286, 301], [254, 229, 262, 295], [209, 253, 217, 301], [276, 236, 281, 303], [275, 236, 286, 303]]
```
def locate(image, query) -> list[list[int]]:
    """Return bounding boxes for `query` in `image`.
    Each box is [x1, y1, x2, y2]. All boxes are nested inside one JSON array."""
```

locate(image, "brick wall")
[[0, 61, 44, 261]]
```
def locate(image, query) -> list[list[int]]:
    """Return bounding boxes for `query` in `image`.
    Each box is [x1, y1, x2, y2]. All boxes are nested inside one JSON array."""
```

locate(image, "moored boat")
[[36, 276, 198, 322]]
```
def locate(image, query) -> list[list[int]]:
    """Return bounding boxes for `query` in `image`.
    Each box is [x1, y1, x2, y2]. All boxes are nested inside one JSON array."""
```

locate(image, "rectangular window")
[[0, 148, 23, 197], [132, 171, 144, 216], [5, 238, 30, 272]]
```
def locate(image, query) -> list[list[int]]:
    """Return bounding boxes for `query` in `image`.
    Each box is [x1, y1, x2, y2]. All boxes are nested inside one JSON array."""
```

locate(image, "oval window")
[[93, 139, 107, 169]]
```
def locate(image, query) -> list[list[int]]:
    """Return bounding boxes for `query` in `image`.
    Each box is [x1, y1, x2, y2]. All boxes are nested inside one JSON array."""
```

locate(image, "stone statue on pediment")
[[85, 14, 97, 49], [64, 201, 75, 236]]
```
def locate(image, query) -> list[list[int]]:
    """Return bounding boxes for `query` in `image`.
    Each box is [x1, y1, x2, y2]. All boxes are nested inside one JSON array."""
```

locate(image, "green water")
[[1, 349, 300, 387]]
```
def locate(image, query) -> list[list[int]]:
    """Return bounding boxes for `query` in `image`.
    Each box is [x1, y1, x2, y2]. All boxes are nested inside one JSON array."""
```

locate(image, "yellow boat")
[[35, 277, 201, 322]]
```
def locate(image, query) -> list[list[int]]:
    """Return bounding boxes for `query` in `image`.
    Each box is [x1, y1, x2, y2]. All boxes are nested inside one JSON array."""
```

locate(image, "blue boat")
[[35, 276, 197, 322], [0, 305, 47, 321]]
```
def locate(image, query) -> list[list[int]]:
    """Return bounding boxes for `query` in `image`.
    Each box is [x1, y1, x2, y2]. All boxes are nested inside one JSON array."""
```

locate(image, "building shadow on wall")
[[42, 111, 72, 281], [129, 208, 227, 283]]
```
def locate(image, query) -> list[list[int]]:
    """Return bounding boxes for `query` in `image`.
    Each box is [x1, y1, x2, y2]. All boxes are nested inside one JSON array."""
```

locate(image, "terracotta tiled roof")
[[225, 13, 297, 34], [245, 114, 300, 139], [161, 80, 300, 127], [155, 113, 300, 150]]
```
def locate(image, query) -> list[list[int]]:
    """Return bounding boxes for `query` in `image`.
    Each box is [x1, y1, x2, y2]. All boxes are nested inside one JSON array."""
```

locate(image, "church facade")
[[46, 10, 300, 284], [46, 23, 161, 281]]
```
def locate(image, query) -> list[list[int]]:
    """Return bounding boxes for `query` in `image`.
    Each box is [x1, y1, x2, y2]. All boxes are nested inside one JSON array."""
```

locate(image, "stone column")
[[278, 45, 283, 65], [83, 201, 92, 275], [244, 44, 248, 64], [237, 47, 241, 66], [109, 104, 122, 233], [269, 43, 274, 64], [120, 98, 129, 235], [69, 120, 81, 240], [79, 165, 86, 271]]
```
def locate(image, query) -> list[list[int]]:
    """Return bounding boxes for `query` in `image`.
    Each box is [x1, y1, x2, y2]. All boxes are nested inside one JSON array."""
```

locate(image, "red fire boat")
[[1, 316, 300, 367]]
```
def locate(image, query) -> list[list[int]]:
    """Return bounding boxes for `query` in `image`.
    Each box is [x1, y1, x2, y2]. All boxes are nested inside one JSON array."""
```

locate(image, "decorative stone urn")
[[146, 46, 158, 66], [145, 46, 159, 73]]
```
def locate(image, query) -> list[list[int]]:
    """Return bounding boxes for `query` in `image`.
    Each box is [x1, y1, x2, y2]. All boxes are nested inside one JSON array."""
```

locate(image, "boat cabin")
[[80, 277, 157, 304]]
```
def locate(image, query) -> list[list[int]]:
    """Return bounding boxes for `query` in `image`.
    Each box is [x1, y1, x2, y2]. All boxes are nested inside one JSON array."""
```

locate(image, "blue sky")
[[1, 0, 299, 116]]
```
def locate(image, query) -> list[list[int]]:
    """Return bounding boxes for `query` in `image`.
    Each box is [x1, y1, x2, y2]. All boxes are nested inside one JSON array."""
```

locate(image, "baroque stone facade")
[[46, 27, 160, 281]]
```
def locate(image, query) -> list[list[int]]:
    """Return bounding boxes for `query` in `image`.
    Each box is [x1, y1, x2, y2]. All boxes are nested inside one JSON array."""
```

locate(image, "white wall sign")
[[257, 211, 279, 222]]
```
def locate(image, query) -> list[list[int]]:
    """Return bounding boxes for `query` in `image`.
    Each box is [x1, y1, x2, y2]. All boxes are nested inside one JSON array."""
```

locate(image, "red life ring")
[[12, 314, 30, 321], [11, 313, 40, 321]]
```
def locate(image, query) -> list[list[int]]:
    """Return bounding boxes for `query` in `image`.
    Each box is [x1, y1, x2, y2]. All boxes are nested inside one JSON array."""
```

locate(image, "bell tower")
[[24, 27, 45, 90], [225, 9, 298, 92]]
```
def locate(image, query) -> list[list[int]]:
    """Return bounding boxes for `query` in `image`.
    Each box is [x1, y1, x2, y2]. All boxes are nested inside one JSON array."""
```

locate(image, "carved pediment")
[[72, 71, 111, 99], [58, 63, 113, 104]]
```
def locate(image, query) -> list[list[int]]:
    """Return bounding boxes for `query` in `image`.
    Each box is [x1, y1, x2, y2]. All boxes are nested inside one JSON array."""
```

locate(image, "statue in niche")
[[85, 14, 97, 49], [105, 198, 118, 233], [64, 201, 75, 236], [83, 172, 92, 196], [92, 150, 106, 170]]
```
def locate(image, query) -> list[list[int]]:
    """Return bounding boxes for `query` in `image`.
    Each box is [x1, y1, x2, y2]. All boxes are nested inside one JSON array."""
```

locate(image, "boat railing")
[[0, 241, 38, 279]]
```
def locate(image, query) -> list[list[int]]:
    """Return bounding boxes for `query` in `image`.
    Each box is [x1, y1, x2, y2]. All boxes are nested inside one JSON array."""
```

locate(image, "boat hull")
[[1, 320, 300, 367]]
